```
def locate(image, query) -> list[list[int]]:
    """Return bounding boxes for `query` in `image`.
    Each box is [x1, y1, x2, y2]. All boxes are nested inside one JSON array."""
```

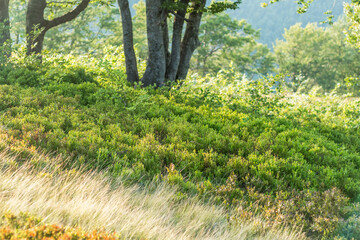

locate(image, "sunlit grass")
[[0, 150, 306, 240]]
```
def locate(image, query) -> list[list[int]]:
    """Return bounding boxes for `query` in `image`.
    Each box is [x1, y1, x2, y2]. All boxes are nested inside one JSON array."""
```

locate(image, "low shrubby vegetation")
[[2, 0, 360, 239], [0, 141, 305, 240], [0, 213, 119, 240], [0, 51, 359, 239]]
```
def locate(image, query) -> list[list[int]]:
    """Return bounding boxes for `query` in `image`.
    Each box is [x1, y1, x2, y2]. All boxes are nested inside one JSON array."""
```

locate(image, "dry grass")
[[0, 150, 306, 240]]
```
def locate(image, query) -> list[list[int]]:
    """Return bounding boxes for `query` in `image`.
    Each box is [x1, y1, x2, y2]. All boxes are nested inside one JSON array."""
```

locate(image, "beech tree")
[[118, 0, 241, 87], [118, 0, 336, 87], [0, 0, 10, 58], [44, 4, 123, 54], [26, 0, 90, 56], [118, 0, 139, 83], [274, 21, 360, 92], [194, 12, 275, 77], [345, 2, 360, 49]]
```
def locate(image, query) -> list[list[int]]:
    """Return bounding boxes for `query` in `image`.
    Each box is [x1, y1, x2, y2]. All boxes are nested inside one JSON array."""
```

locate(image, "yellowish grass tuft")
[[0, 150, 306, 240]]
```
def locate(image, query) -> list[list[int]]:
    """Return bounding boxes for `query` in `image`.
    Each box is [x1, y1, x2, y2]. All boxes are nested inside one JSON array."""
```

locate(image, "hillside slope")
[[0, 143, 305, 240], [231, 0, 350, 46], [0, 53, 359, 238]]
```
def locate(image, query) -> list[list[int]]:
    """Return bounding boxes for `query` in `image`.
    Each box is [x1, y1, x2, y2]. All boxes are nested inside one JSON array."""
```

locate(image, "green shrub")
[[1, 53, 359, 237]]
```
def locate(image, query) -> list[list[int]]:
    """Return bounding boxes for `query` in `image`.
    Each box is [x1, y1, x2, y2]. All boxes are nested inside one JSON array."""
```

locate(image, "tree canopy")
[[274, 21, 360, 93], [193, 12, 275, 77], [2, 0, 360, 86]]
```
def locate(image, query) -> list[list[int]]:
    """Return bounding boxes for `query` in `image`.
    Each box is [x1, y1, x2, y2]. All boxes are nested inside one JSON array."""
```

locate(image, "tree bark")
[[26, 0, 90, 56], [118, 0, 139, 84], [142, 0, 166, 87], [166, 0, 189, 81], [162, 13, 170, 71], [0, 0, 11, 58], [176, 0, 206, 80]]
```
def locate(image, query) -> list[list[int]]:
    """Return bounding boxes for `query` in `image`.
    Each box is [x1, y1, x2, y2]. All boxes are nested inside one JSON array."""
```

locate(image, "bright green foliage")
[[274, 21, 360, 93], [9, 0, 26, 46], [132, 0, 148, 60], [44, 2, 122, 54], [9, 0, 122, 55], [0, 52, 360, 237], [193, 12, 275, 78], [161, 0, 241, 14], [345, 3, 360, 49], [206, 0, 242, 14]]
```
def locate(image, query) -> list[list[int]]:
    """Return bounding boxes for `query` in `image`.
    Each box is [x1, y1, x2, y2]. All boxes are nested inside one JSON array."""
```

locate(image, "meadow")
[[0, 51, 359, 239]]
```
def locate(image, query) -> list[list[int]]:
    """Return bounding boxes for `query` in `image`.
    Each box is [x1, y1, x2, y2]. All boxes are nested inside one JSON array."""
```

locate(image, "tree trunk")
[[166, 0, 189, 81], [0, 0, 11, 58], [142, 0, 166, 87], [26, 0, 90, 56], [118, 0, 139, 84], [162, 13, 170, 71], [26, 0, 47, 55], [176, 0, 206, 80]]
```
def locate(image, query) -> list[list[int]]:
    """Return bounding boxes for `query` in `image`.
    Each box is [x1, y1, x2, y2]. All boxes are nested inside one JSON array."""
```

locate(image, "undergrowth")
[[0, 147, 305, 240], [0, 50, 359, 238]]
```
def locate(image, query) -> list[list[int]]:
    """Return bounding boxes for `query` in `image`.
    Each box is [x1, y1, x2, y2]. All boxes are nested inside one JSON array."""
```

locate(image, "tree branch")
[[46, 0, 90, 29], [47, 1, 78, 4], [169, 10, 190, 22]]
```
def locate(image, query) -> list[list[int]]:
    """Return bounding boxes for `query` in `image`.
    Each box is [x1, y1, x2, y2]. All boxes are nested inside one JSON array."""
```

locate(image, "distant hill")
[[228, 0, 350, 47]]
